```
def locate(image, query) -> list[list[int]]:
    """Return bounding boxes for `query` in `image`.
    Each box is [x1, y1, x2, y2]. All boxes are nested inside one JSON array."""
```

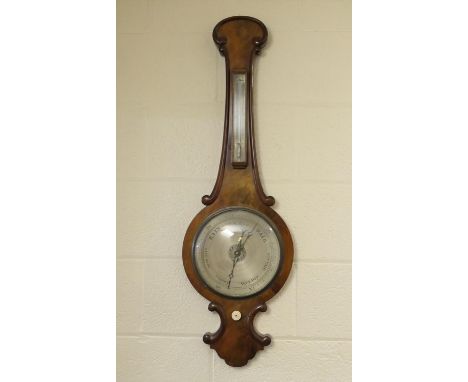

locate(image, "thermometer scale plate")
[[232, 72, 247, 167]]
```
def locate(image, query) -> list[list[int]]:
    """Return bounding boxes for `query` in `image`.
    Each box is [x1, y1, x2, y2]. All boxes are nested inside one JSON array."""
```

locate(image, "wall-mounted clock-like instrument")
[[182, 16, 294, 367]]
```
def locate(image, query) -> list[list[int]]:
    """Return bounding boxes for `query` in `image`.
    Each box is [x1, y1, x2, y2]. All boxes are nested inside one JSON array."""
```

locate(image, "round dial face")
[[193, 208, 282, 298]]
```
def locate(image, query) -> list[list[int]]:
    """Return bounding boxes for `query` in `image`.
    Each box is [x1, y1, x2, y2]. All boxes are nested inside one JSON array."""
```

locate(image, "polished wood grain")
[[182, 16, 294, 367]]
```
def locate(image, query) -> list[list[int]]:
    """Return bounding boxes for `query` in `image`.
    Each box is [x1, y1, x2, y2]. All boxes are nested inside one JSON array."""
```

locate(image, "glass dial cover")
[[193, 208, 282, 298]]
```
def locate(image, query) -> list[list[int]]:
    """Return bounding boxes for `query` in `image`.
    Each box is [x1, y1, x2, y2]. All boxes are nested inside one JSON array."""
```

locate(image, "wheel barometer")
[[182, 16, 294, 367]]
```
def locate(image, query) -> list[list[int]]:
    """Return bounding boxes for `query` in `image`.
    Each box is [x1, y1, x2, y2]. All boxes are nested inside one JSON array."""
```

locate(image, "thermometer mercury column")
[[231, 72, 247, 168]]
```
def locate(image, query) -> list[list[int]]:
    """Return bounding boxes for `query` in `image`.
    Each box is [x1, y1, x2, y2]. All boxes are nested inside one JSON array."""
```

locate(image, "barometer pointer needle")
[[227, 224, 257, 289], [227, 235, 243, 289]]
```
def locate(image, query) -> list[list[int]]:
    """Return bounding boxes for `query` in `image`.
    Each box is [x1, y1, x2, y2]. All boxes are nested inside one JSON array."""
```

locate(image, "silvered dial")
[[193, 208, 282, 298]]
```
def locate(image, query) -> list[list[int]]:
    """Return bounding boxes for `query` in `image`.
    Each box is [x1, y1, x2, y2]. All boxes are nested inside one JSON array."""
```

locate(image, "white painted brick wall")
[[117, 0, 351, 380]]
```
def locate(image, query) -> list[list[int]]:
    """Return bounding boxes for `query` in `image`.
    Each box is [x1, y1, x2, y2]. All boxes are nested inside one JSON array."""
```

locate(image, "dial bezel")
[[191, 206, 284, 299]]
